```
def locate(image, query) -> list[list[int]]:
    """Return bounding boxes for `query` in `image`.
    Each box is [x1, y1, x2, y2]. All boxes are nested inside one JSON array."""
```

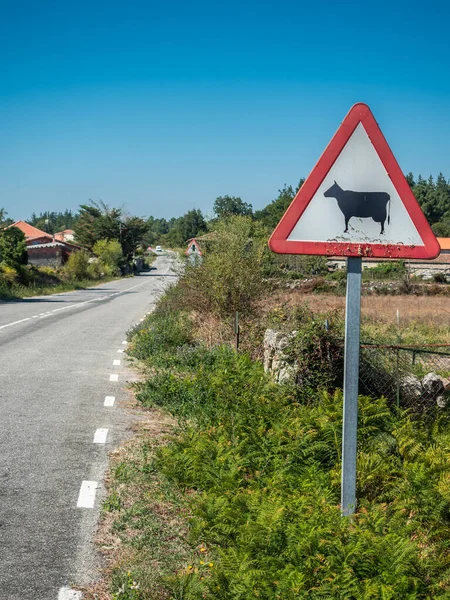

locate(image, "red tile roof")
[[437, 238, 450, 251], [9, 221, 52, 241], [54, 229, 74, 242]]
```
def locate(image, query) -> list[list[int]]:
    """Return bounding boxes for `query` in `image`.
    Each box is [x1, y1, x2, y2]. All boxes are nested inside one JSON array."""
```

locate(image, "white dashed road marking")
[[0, 281, 149, 333], [121, 341, 127, 345], [113, 359, 121, 366], [104, 396, 115, 407], [58, 587, 83, 599], [93, 428, 108, 444], [76, 481, 98, 508], [109, 374, 118, 382], [0, 317, 31, 331], [117, 348, 124, 353]]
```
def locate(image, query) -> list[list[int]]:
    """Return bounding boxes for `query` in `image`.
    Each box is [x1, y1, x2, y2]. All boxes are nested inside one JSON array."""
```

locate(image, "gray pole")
[[341, 256, 362, 516]]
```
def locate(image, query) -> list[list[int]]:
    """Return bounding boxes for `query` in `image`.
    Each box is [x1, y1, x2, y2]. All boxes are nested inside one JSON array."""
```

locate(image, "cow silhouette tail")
[[388, 195, 391, 225]]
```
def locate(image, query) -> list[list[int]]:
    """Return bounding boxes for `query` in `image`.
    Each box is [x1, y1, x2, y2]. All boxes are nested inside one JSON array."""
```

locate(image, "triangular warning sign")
[[269, 103, 440, 259], [185, 238, 203, 256]]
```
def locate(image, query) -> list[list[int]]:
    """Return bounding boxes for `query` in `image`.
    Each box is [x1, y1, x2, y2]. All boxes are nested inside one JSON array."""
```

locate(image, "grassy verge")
[[89, 223, 450, 598], [0, 275, 128, 300], [92, 296, 450, 599]]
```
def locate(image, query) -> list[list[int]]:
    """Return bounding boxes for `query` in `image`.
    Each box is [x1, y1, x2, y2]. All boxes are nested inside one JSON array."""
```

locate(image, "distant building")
[[54, 229, 75, 243], [437, 238, 450, 254], [7, 221, 80, 267]]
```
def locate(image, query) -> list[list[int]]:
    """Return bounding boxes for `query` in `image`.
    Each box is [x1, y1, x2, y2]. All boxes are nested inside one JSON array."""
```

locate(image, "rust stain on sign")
[[320, 242, 419, 258]]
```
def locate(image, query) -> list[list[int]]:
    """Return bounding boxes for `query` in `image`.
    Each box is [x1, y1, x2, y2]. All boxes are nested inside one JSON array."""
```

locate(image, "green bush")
[[0, 276, 13, 298], [362, 261, 407, 280], [181, 216, 266, 318], [433, 272, 447, 283], [265, 304, 345, 399], [87, 260, 103, 279], [128, 315, 450, 598], [129, 309, 194, 366], [0, 264, 19, 284], [93, 238, 123, 275], [0, 226, 28, 267], [63, 250, 90, 280], [326, 268, 347, 281]]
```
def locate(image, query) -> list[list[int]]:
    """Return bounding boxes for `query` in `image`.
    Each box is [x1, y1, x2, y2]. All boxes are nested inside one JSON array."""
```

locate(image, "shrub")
[[129, 309, 194, 365], [362, 260, 406, 280], [181, 216, 266, 318], [93, 239, 122, 275], [327, 269, 347, 281], [265, 304, 345, 399], [433, 272, 447, 283], [0, 264, 19, 284], [87, 260, 103, 279], [0, 277, 11, 297], [38, 266, 59, 277], [130, 334, 450, 598], [0, 227, 28, 267], [63, 250, 90, 280]]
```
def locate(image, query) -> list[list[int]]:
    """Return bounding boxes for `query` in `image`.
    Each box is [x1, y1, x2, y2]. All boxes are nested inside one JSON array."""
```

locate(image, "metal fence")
[[358, 344, 450, 414]]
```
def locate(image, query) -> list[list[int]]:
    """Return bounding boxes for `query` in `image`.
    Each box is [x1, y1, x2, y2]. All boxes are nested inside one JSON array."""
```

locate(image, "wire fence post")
[[341, 257, 362, 517], [235, 311, 240, 351], [396, 347, 400, 408]]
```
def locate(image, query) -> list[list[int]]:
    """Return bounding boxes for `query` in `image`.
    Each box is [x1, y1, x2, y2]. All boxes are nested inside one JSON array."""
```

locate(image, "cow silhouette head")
[[323, 181, 342, 199]]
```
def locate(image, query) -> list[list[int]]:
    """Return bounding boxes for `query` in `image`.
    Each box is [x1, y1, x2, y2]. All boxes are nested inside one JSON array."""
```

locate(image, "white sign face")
[[287, 124, 424, 247], [187, 243, 198, 255]]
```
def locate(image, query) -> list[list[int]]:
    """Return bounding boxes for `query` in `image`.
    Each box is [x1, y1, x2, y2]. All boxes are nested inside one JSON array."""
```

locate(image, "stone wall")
[[263, 327, 450, 410], [263, 329, 298, 383]]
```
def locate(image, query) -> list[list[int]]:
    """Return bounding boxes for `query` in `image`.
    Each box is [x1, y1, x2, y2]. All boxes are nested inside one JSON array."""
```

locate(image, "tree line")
[[1, 171, 450, 259], [141, 172, 450, 244]]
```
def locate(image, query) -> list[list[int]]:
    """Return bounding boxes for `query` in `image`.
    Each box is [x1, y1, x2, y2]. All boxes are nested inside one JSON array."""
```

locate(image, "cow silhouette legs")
[[343, 216, 386, 234]]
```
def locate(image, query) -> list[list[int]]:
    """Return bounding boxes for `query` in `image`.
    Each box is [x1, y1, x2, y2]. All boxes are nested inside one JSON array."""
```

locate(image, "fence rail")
[[356, 343, 450, 414]]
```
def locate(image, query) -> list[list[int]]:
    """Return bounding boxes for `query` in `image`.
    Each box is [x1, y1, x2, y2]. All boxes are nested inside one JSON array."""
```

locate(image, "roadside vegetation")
[[3, 175, 450, 594], [3, 169, 450, 301], [0, 238, 136, 300], [0, 206, 155, 300], [85, 214, 450, 600]]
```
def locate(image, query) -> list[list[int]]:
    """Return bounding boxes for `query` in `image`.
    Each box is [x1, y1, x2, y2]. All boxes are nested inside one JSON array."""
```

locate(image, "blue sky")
[[1, 0, 450, 221]]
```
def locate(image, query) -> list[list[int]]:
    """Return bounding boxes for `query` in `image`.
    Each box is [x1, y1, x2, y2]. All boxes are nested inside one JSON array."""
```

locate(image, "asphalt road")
[[0, 255, 176, 599]]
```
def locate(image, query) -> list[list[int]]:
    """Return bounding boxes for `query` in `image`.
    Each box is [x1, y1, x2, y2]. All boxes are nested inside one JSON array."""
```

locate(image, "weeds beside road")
[[93, 300, 450, 599], [88, 218, 450, 599], [0, 275, 127, 301]]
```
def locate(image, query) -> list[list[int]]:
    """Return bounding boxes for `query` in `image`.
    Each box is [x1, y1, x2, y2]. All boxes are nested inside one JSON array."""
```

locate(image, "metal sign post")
[[341, 257, 362, 516]]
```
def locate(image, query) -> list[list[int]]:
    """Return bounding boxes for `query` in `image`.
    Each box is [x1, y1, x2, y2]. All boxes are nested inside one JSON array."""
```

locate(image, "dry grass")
[[254, 290, 450, 346], [190, 311, 231, 348], [262, 290, 450, 326]]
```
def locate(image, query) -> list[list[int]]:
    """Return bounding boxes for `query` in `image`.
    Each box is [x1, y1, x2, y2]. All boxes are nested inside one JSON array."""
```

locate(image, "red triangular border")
[[185, 238, 203, 256], [268, 103, 440, 259]]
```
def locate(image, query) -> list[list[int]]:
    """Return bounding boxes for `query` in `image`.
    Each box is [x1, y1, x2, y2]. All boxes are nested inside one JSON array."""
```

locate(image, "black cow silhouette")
[[324, 181, 391, 234]]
